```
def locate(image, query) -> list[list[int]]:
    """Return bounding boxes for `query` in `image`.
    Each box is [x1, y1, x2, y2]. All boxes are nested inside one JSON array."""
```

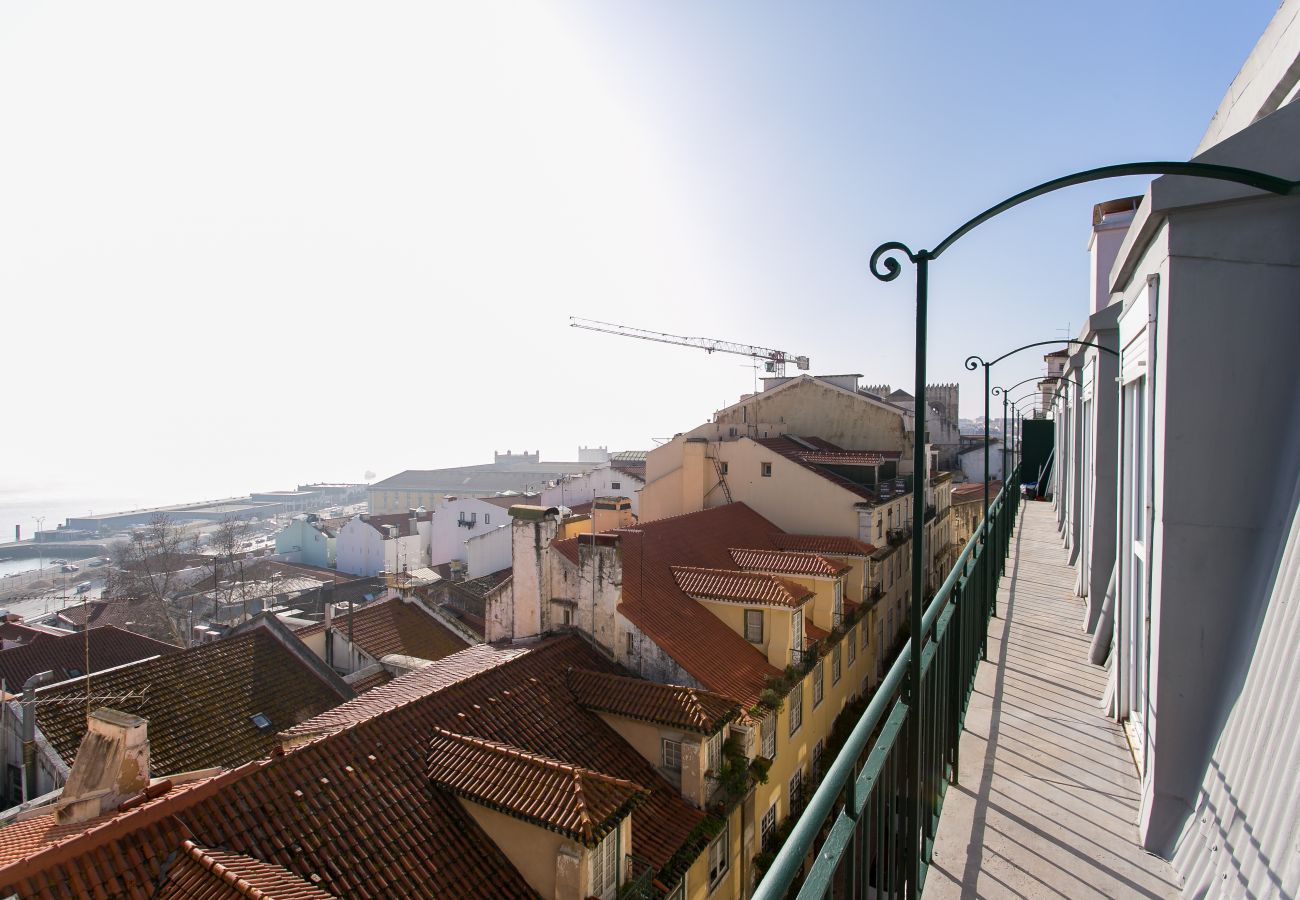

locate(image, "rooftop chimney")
[[55, 708, 150, 824]]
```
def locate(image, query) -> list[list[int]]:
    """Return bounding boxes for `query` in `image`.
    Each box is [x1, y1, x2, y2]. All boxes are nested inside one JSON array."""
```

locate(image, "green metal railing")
[[754, 465, 1022, 900]]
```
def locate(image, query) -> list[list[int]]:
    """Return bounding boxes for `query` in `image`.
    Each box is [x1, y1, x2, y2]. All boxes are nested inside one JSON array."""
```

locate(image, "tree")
[[105, 513, 191, 644]]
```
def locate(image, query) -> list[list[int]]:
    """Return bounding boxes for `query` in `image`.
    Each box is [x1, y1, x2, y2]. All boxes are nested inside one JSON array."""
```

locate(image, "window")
[[861, 619, 869, 650], [707, 731, 722, 774], [563, 608, 573, 626], [484, 513, 490, 525], [791, 608, 803, 661], [728, 426, 738, 438], [788, 768, 804, 815], [761, 712, 776, 759], [876, 515, 883, 540], [847, 628, 856, 666], [719, 461, 728, 475], [611, 481, 621, 490], [761, 462, 772, 477], [666, 879, 686, 900], [812, 738, 825, 778], [744, 609, 763, 643], [761, 803, 777, 852], [707, 823, 729, 887], [832, 644, 842, 684], [662, 738, 682, 771], [788, 683, 803, 736], [812, 660, 824, 708], [590, 828, 619, 899], [876, 620, 885, 679], [626, 632, 634, 656]]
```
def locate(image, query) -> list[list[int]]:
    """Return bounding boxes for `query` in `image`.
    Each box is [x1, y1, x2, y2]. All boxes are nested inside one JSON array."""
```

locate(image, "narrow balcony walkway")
[[924, 500, 1182, 899]]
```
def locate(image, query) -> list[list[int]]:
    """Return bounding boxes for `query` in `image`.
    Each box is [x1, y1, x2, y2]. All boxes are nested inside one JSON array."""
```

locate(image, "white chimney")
[[55, 708, 150, 824], [1089, 196, 1140, 313]]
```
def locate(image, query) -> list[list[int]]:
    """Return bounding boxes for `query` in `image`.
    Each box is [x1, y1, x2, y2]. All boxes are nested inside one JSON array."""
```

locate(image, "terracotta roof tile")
[[613, 504, 788, 708], [567, 668, 739, 734], [156, 841, 336, 898], [770, 533, 878, 557], [728, 548, 850, 577], [756, 436, 905, 503], [0, 636, 704, 899], [281, 643, 530, 742], [334, 598, 469, 662], [672, 566, 812, 608], [55, 596, 180, 645], [427, 727, 648, 845], [0, 626, 179, 688], [347, 668, 393, 694], [33, 625, 350, 777]]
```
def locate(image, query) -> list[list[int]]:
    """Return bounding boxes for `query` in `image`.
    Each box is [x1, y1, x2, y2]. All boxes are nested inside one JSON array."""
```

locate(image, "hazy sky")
[[0, 1, 1277, 529]]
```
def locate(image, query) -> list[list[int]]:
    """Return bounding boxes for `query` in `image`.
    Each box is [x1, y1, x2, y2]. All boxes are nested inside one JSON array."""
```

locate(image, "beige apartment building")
[[483, 491, 954, 897]]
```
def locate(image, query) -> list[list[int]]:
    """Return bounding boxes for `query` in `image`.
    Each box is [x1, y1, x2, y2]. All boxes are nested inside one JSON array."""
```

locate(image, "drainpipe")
[[21, 670, 55, 803]]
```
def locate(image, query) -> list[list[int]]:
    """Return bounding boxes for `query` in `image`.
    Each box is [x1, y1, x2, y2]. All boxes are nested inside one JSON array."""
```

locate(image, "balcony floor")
[[924, 500, 1182, 899]]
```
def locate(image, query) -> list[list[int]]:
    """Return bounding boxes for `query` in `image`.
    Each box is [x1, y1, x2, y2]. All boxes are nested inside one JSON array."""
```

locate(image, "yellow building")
[[496, 502, 895, 897]]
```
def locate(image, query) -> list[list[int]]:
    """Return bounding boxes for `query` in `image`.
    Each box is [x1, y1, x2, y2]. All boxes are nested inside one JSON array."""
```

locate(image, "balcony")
[[886, 527, 909, 547], [623, 854, 655, 899], [753, 472, 1182, 899]]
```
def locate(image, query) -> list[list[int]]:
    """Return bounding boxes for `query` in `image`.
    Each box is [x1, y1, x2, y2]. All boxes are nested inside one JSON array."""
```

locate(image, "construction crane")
[[569, 317, 811, 376]]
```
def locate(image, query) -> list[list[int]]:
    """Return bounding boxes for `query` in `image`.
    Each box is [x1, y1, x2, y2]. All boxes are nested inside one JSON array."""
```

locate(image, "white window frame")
[[761, 462, 772, 478], [831, 643, 842, 685], [707, 822, 729, 888], [706, 731, 722, 775], [744, 608, 763, 643], [590, 827, 619, 899], [761, 712, 776, 759], [788, 682, 803, 737], [812, 660, 824, 708], [847, 628, 856, 666], [662, 738, 682, 772], [791, 607, 804, 661]]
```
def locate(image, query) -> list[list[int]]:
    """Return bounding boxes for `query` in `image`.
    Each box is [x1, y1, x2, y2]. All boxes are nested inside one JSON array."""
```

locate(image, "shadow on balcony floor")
[[924, 501, 1182, 899]]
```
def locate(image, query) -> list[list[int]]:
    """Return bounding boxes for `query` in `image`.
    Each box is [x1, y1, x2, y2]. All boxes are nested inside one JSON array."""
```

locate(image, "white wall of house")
[[336, 517, 429, 577], [958, 442, 1003, 484], [465, 524, 512, 578], [429, 497, 512, 567], [541, 464, 644, 516]]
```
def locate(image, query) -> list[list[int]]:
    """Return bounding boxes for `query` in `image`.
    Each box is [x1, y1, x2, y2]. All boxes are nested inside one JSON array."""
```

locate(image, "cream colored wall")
[[460, 799, 574, 898], [594, 712, 706, 806], [696, 598, 797, 670], [778, 574, 839, 633], [712, 379, 909, 458], [683, 802, 746, 900], [717, 440, 861, 537]]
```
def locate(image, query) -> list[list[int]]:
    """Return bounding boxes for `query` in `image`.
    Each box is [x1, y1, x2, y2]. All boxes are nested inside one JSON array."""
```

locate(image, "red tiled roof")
[[795, 449, 902, 465], [614, 504, 789, 708], [348, 668, 393, 694], [952, 481, 1001, 503], [0, 626, 180, 688], [806, 621, 829, 644], [729, 548, 850, 577], [33, 625, 350, 778], [334, 598, 469, 663], [552, 535, 581, 565], [672, 566, 812, 608], [755, 436, 902, 503], [0, 636, 707, 899], [292, 621, 326, 638], [567, 668, 739, 734], [281, 642, 531, 742], [427, 728, 648, 845], [770, 534, 878, 557], [156, 840, 335, 898], [356, 512, 430, 539], [56, 596, 179, 645]]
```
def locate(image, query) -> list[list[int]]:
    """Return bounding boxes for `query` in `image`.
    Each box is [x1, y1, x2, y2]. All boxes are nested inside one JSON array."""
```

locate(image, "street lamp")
[[32, 517, 44, 577]]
